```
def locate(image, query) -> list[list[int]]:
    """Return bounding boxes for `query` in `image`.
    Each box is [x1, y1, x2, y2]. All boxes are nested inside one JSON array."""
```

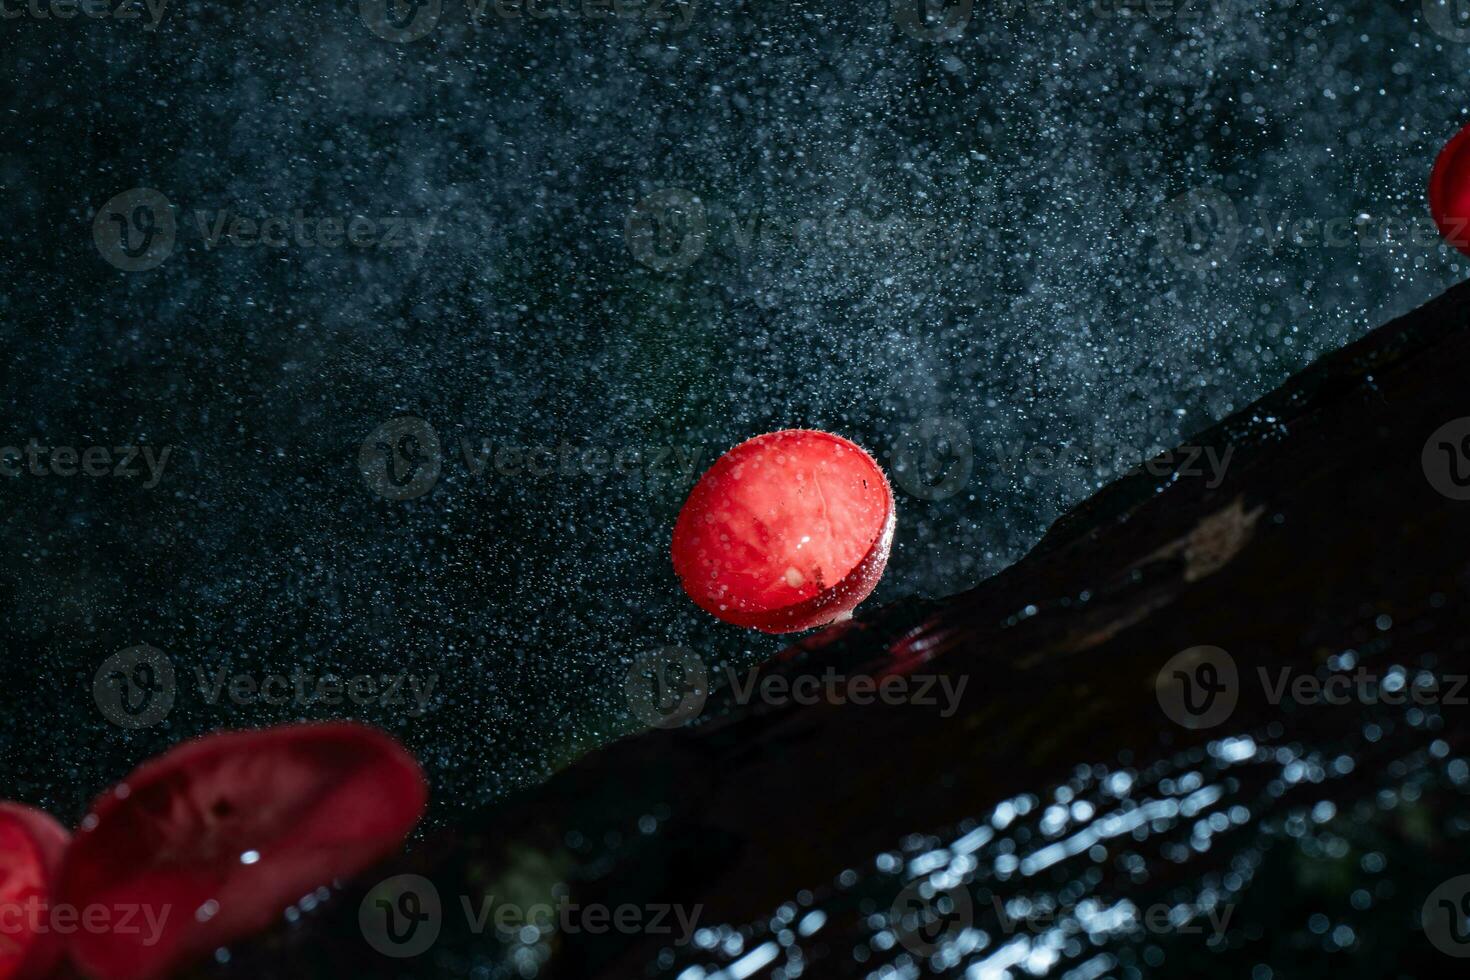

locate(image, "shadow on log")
[[200, 283, 1470, 979]]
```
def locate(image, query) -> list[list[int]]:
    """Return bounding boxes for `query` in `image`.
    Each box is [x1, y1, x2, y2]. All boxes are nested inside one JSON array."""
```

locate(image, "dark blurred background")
[[3, 0, 1469, 824]]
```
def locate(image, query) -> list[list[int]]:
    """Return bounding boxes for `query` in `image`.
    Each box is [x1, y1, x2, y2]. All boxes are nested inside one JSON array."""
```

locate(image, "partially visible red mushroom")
[[60, 722, 427, 980], [1430, 122, 1470, 256], [672, 429, 896, 633], [0, 803, 70, 980]]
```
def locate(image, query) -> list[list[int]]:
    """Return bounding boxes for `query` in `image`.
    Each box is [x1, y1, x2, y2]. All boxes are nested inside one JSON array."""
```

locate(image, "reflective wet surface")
[[649, 660, 1469, 978]]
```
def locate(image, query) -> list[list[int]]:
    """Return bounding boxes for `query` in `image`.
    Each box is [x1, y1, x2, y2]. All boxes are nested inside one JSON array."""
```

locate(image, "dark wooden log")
[[196, 281, 1470, 979]]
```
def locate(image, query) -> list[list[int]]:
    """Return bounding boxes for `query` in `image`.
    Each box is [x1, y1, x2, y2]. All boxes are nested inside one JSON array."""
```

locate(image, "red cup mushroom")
[[672, 429, 896, 633], [1429, 122, 1470, 256], [60, 722, 427, 980], [0, 803, 70, 980]]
